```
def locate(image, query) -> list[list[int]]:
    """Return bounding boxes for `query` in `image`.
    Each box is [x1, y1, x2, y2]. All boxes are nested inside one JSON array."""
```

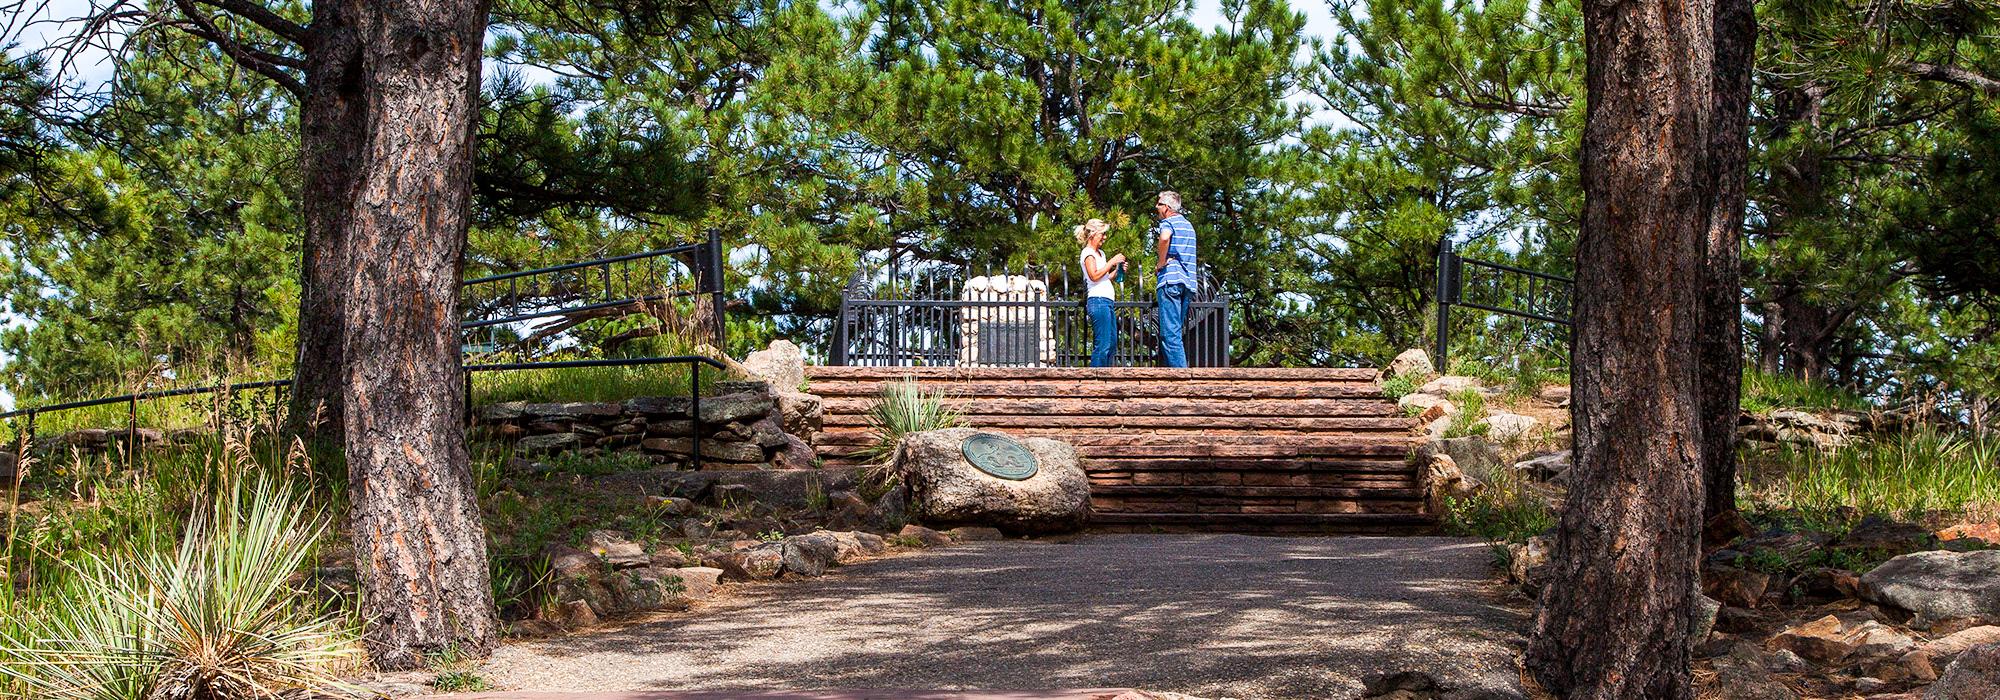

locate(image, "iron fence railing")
[[1434, 236, 1575, 368], [831, 259, 1230, 367], [3, 235, 736, 467]]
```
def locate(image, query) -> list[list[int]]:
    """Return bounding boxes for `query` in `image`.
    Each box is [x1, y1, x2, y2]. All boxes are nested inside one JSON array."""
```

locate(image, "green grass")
[[1441, 465, 1557, 545], [1741, 370, 1871, 414], [858, 378, 964, 467], [1743, 429, 2000, 526], [470, 360, 734, 406], [1379, 374, 1419, 400], [1441, 389, 1490, 438]]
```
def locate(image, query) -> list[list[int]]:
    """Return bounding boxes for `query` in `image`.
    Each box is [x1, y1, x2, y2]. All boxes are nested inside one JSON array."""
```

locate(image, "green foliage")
[[1379, 374, 1419, 400], [1441, 389, 1489, 439], [1744, 430, 2000, 524], [859, 378, 964, 466], [1441, 467, 1556, 545], [0, 477, 358, 700], [1740, 370, 1871, 415], [470, 360, 731, 406]]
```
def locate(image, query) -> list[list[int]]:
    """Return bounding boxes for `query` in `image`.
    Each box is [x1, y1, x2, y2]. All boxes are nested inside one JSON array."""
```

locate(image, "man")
[[1152, 190, 1198, 368]]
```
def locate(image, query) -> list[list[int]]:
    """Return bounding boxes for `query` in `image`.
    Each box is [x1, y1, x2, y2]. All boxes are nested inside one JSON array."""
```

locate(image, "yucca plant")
[[858, 377, 964, 469], [0, 477, 360, 700]]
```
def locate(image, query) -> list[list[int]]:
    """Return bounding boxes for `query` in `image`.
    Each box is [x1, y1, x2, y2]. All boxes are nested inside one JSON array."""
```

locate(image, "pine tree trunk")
[[1526, 0, 1714, 694], [289, 2, 366, 440], [1701, 0, 1754, 528], [332, 0, 496, 669]]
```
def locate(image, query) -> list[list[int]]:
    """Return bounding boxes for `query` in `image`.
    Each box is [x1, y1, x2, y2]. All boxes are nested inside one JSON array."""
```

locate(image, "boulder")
[[1537, 385, 1571, 404], [584, 530, 649, 569], [1507, 535, 1551, 585], [479, 402, 531, 422], [1420, 453, 1481, 515], [712, 544, 784, 581], [779, 532, 841, 577], [603, 568, 692, 615], [1476, 413, 1539, 443], [946, 526, 1005, 542], [698, 392, 777, 425], [1384, 348, 1435, 381], [528, 402, 623, 419], [1862, 550, 2000, 622], [896, 428, 1090, 535], [1788, 567, 1863, 604], [640, 437, 766, 463], [1417, 437, 1504, 475], [1924, 626, 2000, 665], [1691, 592, 1721, 644], [1397, 393, 1457, 416], [1925, 642, 2000, 700], [1703, 565, 1772, 609], [824, 531, 889, 564], [1937, 523, 2000, 548], [1835, 516, 1939, 558], [1513, 450, 1571, 482], [741, 339, 807, 392], [1418, 375, 1482, 396], [674, 566, 724, 601], [544, 544, 598, 579], [1773, 614, 1917, 664], [647, 496, 698, 516], [771, 432, 819, 470], [898, 524, 953, 547], [1708, 642, 1801, 700], [772, 390, 824, 442], [517, 432, 581, 454]]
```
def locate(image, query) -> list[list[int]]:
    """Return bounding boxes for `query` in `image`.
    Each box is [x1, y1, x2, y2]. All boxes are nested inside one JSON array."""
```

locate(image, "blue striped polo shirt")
[[1155, 214, 1199, 291]]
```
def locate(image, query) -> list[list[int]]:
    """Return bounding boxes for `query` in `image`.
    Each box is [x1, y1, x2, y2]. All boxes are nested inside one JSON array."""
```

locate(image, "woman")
[[1075, 218, 1125, 367]]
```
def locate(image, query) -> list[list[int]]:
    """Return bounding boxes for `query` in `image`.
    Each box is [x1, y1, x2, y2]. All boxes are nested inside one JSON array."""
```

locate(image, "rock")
[[1767, 648, 1808, 673], [1862, 550, 2000, 622], [1507, 536, 1551, 585], [647, 496, 698, 516], [898, 524, 953, 547], [1360, 670, 1441, 697], [546, 598, 600, 629], [1869, 648, 1940, 683], [698, 392, 777, 425], [1537, 385, 1571, 404], [741, 340, 807, 392], [779, 532, 841, 577], [1704, 510, 1756, 551], [674, 566, 723, 600], [771, 432, 818, 470], [1730, 530, 1835, 570], [1424, 416, 1452, 440], [517, 432, 581, 454], [480, 401, 530, 422], [1384, 349, 1435, 381], [649, 549, 694, 569], [1709, 642, 1801, 700], [1512, 450, 1571, 482], [896, 428, 1090, 535], [1937, 523, 2000, 547], [1475, 413, 1539, 443], [1703, 565, 1772, 609], [706, 483, 755, 506], [1773, 614, 1917, 664], [583, 530, 649, 569], [528, 402, 624, 419], [1716, 606, 1764, 634], [1925, 642, 2000, 700], [603, 568, 691, 614], [544, 544, 598, 579], [1418, 437, 1504, 475], [1692, 592, 1721, 644], [1837, 516, 1939, 558], [772, 390, 823, 442], [824, 531, 889, 564], [1418, 375, 1482, 396], [1397, 393, 1457, 416], [1789, 567, 1863, 604], [506, 619, 562, 638], [1924, 626, 2000, 665], [946, 526, 1005, 542], [713, 544, 784, 581], [1420, 453, 1480, 515], [640, 437, 766, 463]]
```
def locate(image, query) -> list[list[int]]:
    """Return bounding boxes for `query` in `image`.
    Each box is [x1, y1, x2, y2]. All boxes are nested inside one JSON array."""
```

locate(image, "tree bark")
[[288, 1, 366, 440], [338, 0, 496, 669], [1527, 0, 1714, 694], [1700, 0, 1754, 530]]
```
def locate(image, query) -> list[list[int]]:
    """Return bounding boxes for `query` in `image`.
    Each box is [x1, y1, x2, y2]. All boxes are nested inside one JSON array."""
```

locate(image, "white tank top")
[[1080, 247, 1115, 300]]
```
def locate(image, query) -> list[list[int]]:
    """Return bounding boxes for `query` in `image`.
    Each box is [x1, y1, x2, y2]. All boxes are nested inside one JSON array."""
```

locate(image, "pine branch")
[[1893, 60, 2000, 97]]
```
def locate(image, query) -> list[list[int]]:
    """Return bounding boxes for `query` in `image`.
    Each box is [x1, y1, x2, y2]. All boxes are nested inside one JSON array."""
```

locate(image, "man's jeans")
[[1156, 283, 1191, 368], [1086, 297, 1116, 367]]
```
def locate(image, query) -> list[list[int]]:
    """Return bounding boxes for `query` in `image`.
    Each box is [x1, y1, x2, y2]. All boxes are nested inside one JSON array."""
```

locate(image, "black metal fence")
[[1434, 236, 1574, 368], [3, 235, 736, 464], [460, 231, 727, 361], [831, 259, 1230, 367]]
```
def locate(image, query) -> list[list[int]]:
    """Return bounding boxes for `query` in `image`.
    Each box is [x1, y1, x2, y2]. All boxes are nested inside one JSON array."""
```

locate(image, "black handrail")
[[1434, 235, 1575, 369], [463, 243, 705, 285]]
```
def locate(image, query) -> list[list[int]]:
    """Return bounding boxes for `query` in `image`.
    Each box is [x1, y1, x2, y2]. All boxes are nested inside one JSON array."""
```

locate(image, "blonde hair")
[[1072, 218, 1110, 245]]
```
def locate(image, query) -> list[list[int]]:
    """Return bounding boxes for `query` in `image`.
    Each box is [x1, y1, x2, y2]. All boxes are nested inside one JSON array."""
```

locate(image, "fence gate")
[[1434, 236, 1574, 369]]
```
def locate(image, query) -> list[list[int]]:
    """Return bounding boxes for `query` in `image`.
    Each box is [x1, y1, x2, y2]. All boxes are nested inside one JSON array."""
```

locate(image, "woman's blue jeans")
[[1086, 297, 1117, 367]]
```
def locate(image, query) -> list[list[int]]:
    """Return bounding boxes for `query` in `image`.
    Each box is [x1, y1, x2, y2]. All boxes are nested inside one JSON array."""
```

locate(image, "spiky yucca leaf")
[[859, 377, 964, 469]]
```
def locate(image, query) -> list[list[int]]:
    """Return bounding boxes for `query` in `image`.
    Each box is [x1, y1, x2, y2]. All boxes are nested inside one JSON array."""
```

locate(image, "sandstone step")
[[1088, 512, 1435, 534], [820, 397, 1405, 418], [808, 366, 1382, 382], [808, 381, 1385, 400], [1087, 485, 1421, 499], [820, 414, 1416, 432]]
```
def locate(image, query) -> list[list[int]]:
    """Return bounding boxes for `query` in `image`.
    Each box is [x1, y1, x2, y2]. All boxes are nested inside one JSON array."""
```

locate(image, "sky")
[[0, 0, 1350, 410]]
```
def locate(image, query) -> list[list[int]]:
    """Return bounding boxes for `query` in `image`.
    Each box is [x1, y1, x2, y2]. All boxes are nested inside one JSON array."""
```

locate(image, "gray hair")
[[1157, 190, 1183, 213]]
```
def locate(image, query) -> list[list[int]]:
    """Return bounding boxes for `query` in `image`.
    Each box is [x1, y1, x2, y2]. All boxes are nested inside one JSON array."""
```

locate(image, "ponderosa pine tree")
[[1525, 0, 1713, 695]]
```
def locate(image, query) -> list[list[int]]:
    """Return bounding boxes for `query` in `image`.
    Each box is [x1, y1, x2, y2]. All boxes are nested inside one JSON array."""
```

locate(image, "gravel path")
[[479, 535, 1527, 699]]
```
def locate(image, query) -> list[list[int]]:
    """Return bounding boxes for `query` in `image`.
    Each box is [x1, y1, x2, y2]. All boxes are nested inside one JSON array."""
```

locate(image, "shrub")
[[1379, 374, 1419, 400], [1442, 389, 1490, 438], [1441, 466, 1557, 545], [858, 377, 963, 467], [0, 477, 359, 700], [1741, 370, 1871, 414]]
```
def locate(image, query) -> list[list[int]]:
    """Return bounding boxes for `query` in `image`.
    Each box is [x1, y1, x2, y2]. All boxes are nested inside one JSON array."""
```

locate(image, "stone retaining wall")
[[472, 380, 821, 471]]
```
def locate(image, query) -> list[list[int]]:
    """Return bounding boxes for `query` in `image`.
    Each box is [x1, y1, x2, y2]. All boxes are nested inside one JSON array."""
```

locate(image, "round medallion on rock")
[[961, 433, 1038, 481]]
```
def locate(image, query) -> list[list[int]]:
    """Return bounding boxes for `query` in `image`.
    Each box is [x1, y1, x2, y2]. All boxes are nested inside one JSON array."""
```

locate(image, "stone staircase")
[[806, 366, 1433, 534]]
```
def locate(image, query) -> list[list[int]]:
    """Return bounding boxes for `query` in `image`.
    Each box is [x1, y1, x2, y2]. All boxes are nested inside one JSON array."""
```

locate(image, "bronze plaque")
[[961, 432, 1038, 481]]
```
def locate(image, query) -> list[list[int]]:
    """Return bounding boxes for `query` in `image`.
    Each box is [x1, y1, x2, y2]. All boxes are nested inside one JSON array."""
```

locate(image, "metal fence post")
[[704, 230, 726, 353], [1435, 236, 1455, 370], [690, 361, 703, 472]]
